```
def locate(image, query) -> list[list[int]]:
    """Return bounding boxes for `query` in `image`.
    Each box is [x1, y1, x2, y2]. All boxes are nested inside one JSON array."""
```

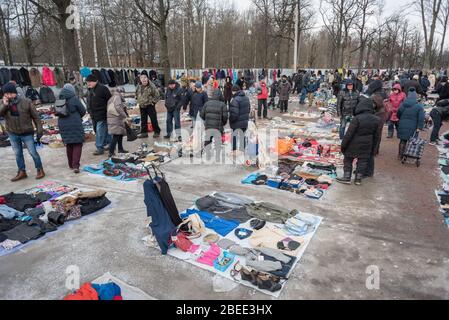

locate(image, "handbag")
[[125, 122, 138, 142], [53, 99, 69, 117], [169, 229, 193, 252]]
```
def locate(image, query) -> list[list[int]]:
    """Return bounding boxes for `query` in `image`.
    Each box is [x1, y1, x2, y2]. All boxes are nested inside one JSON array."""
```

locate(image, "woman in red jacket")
[[387, 83, 406, 138], [257, 80, 269, 119]]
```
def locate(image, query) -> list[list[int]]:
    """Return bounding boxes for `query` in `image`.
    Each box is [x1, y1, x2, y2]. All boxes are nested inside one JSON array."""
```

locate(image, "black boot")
[[336, 172, 352, 185], [354, 174, 363, 186]]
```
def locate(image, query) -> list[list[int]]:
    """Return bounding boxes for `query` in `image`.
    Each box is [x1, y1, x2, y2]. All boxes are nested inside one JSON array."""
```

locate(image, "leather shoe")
[[11, 170, 27, 182], [36, 169, 45, 180]]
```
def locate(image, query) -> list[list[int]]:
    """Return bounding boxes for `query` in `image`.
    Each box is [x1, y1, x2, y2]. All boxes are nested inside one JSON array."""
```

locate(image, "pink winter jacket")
[[389, 84, 406, 122], [42, 67, 56, 86]]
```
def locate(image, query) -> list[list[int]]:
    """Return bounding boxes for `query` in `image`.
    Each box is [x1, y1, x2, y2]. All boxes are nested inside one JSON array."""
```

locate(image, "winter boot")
[[336, 172, 352, 185], [36, 169, 45, 180], [354, 174, 363, 186], [11, 170, 27, 182]]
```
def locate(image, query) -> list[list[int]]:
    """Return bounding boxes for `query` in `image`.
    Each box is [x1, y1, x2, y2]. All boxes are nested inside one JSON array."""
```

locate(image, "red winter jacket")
[[389, 84, 406, 122], [257, 82, 269, 100], [42, 67, 56, 86]]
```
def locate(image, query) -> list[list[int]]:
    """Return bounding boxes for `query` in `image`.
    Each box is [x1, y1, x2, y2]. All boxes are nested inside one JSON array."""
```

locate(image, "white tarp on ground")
[[93, 272, 156, 300], [167, 209, 322, 298]]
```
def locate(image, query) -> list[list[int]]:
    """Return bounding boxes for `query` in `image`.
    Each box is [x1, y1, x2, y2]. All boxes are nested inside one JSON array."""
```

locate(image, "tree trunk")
[[55, 0, 80, 71], [0, 6, 13, 65]]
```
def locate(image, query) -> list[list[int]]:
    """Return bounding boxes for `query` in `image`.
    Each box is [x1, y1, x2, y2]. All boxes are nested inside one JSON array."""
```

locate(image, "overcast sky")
[[233, 0, 419, 26]]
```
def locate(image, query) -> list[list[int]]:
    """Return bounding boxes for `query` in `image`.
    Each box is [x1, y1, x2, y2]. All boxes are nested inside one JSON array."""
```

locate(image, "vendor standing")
[[0, 82, 45, 181], [136, 74, 161, 139]]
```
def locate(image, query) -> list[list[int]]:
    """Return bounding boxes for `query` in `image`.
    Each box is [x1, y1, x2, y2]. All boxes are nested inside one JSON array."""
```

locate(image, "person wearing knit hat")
[[186, 81, 208, 122], [0, 82, 45, 181], [86, 73, 112, 155], [58, 83, 86, 173]]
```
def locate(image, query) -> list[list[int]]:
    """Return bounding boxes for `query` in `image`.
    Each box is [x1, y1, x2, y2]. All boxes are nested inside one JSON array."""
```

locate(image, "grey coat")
[[107, 93, 128, 136], [277, 81, 292, 100], [58, 88, 86, 145]]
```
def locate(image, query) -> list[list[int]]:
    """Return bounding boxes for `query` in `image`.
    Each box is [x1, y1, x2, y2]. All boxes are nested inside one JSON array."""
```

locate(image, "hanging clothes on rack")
[[29, 68, 42, 88], [42, 67, 56, 86]]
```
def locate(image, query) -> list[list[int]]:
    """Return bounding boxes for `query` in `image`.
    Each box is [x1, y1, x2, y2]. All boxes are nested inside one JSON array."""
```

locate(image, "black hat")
[[168, 79, 177, 85], [86, 74, 98, 82], [2, 82, 17, 94], [232, 85, 241, 92]]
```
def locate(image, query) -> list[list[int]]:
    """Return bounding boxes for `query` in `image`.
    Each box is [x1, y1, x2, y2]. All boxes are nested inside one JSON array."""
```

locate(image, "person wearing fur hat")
[[0, 82, 45, 181]]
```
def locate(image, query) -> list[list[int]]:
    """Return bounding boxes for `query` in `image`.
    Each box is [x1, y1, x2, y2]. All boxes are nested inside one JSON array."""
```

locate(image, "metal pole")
[[293, 0, 299, 71], [91, 1, 98, 68], [183, 17, 186, 73], [202, 18, 206, 69]]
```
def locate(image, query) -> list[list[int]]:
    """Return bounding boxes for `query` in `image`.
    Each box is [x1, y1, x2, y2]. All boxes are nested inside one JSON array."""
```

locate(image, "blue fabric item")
[[241, 173, 260, 184], [0, 205, 25, 219], [80, 67, 92, 78], [143, 179, 176, 255], [234, 228, 253, 240], [83, 160, 140, 182], [181, 209, 239, 237], [91, 282, 121, 300]]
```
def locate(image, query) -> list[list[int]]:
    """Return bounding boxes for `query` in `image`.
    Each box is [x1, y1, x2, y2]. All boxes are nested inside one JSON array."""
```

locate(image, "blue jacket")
[[229, 90, 250, 130], [397, 92, 425, 140], [58, 88, 86, 145], [306, 80, 320, 93], [190, 90, 208, 118]]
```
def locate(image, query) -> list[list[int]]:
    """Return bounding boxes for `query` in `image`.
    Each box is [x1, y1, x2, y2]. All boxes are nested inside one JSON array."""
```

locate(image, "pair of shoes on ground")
[[11, 169, 45, 182]]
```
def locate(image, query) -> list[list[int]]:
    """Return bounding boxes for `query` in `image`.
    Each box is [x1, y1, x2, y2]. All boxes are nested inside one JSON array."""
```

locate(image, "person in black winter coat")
[[337, 80, 360, 139], [430, 99, 449, 144], [164, 80, 184, 140], [229, 85, 250, 152], [200, 89, 229, 161], [436, 76, 449, 101], [58, 84, 86, 173], [337, 96, 380, 186], [86, 74, 112, 155], [223, 76, 233, 106], [268, 81, 278, 109]]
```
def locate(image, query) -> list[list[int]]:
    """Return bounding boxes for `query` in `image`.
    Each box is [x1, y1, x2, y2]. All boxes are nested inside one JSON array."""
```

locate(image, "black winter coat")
[[437, 82, 449, 101], [403, 80, 423, 96], [229, 91, 250, 130], [87, 83, 112, 122], [434, 99, 449, 120], [337, 89, 359, 117], [190, 90, 208, 118], [19, 67, 31, 87], [0, 68, 11, 86], [341, 97, 380, 159], [10, 69, 21, 85], [39, 87, 56, 104], [58, 88, 86, 145], [165, 83, 183, 112], [200, 90, 229, 133]]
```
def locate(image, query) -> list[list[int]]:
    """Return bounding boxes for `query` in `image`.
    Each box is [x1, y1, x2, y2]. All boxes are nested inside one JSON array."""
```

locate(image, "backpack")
[[25, 87, 40, 101], [53, 99, 69, 117]]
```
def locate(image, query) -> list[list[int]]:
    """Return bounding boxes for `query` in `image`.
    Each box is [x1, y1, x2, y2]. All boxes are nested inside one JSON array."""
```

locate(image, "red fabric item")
[[389, 84, 406, 122], [257, 82, 269, 100], [0, 197, 5, 204], [213, 80, 219, 89], [42, 67, 56, 86], [64, 283, 99, 300], [273, 69, 277, 82], [113, 296, 123, 300]]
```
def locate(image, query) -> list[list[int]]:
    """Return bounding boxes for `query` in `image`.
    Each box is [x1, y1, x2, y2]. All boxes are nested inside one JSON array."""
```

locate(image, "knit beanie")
[[2, 82, 17, 94], [63, 83, 76, 94], [86, 74, 98, 82]]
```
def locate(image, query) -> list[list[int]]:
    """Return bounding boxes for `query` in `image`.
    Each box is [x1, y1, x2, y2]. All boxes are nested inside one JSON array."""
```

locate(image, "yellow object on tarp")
[[276, 138, 294, 155]]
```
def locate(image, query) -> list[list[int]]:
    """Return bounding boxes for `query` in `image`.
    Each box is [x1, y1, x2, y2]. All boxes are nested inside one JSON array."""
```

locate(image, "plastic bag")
[[212, 274, 238, 293]]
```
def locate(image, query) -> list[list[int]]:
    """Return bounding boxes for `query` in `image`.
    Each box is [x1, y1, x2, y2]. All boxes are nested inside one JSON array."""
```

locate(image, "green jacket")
[[0, 97, 43, 136], [136, 82, 160, 107]]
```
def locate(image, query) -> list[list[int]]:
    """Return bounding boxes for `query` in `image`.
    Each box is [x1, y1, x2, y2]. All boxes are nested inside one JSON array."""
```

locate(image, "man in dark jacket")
[[436, 76, 449, 101], [366, 79, 386, 160], [337, 80, 360, 139], [164, 80, 183, 141], [229, 85, 250, 152], [136, 74, 161, 138], [277, 75, 292, 113], [188, 81, 208, 121], [86, 74, 112, 155], [420, 75, 431, 98], [430, 99, 449, 145], [402, 75, 424, 97], [200, 89, 228, 161], [268, 81, 278, 109], [337, 96, 380, 186], [0, 82, 45, 181]]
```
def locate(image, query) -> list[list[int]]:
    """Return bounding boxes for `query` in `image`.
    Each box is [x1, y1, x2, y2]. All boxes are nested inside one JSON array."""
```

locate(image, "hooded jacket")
[[0, 96, 43, 136], [164, 83, 183, 112], [107, 92, 128, 136], [257, 82, 269, 100], [58, 87, 86, 144], [389, 84, 406, 122], [341, 96, 380, 159], [337, 82, 359, 117], [190, 89, 208, 118], [42, 67, 56, 86], [200, 89, 229, 133], [397, 92, 425, 141], [434, 99, 449, 120], [229, 90, 250, 130]]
